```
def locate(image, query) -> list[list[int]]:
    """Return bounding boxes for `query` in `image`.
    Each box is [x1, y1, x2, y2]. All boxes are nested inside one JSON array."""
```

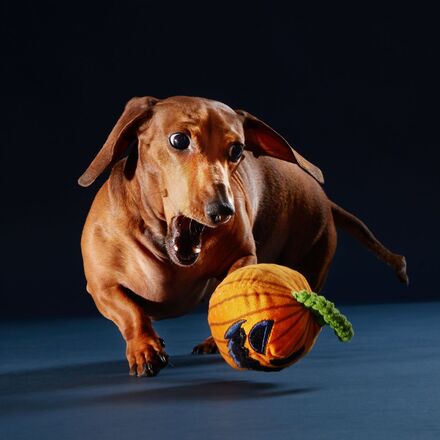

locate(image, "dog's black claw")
[[158, 353, 169, 367], [138, 364, 148, 377], [191, 346, 202, 355], [146, 363, 156, 376], [137, 363, 155, 377]]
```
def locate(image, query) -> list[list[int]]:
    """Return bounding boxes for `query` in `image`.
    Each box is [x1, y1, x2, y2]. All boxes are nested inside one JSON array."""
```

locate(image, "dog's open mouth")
[[166, 215, 207, 266]]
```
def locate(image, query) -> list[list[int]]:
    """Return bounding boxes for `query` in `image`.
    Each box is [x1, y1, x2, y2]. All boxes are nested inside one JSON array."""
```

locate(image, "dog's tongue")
[[170, 216, 204, 264]]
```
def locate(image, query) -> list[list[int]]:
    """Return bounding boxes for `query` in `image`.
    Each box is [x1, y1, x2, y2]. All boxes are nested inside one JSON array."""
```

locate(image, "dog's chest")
[[117, 242, 209, 307]]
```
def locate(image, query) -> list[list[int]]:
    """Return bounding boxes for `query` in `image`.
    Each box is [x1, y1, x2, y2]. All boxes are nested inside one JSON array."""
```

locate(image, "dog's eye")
[[169, 132, 191, 150], [229, 143, 244, 162]]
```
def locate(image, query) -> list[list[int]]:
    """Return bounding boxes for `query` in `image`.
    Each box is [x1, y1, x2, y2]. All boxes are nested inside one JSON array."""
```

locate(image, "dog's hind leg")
[[277, 222, 337, 293], [331, 202, 408, 285]]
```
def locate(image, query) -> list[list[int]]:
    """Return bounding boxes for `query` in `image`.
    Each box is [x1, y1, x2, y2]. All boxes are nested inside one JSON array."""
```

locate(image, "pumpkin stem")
[[292, 291, 354, 342]]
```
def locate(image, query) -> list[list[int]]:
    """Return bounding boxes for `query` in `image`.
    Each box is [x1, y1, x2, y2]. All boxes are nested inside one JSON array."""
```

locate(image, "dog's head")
[[78, 96, 323, 266]]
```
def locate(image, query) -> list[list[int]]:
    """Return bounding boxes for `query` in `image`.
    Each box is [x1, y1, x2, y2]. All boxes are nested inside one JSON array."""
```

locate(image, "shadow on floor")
[[0, 354, 227, 396], [77, 381, 315, 406], [0, 354, 318, 413]]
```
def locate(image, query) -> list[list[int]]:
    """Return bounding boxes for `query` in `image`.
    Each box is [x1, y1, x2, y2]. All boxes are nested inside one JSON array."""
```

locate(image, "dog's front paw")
[[192, 335, 219, 355], [126, 335, 169, 377]]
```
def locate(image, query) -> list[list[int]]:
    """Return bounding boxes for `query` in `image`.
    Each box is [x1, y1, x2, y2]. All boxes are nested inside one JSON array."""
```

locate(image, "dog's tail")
[[331, 201, 409, 285]]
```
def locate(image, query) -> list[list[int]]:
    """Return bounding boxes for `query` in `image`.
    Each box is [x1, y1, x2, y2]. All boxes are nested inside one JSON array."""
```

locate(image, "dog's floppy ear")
[[235, 109, 324, 184], [78, 96, 159, 187]]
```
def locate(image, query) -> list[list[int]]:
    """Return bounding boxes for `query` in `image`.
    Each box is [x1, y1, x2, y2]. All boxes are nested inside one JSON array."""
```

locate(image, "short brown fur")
[[79, 96, 407, 377]]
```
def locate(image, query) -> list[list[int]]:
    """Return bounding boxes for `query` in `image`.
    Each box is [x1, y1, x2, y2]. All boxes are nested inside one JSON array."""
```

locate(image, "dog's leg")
[[227, 255, 258, 274], [278, 224, 337, 293], [88, 284, 169, 376], [331, 201, 408, 284], [294, 230, 337, 292], [192, 336, 219, 354]]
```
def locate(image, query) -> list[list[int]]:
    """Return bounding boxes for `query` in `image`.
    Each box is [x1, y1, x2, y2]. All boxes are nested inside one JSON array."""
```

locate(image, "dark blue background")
[[1, 2, 438, 317]]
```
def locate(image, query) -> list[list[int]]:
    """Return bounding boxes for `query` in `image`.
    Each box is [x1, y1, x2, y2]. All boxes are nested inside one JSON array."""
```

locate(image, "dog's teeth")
[[193, 246, 201, 254], [173, 245, 179, 252]]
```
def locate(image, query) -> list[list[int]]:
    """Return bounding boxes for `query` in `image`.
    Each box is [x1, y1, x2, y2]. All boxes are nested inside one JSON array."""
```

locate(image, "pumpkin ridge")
[[288, 311, 315, 360], [274, 308, 304, 324], [209, 303, 298, 327], [300, 310, 315, 351], [268, 310, 310, 345], [209, 291, 294, 310], [268, 312, 310, 358], [215, 278, 292, 294], [266, 264, 310, 291]]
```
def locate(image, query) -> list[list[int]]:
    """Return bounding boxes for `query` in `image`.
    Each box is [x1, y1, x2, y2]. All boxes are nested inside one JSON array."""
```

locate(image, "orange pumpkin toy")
[[208, 264, 353, 371]]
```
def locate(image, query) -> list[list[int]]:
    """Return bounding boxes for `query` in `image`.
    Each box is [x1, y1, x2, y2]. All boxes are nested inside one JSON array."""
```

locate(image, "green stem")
[[292, 290, 354, 342]]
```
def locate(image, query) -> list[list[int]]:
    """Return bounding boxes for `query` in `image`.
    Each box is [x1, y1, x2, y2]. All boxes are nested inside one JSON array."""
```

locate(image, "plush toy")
[[208, 263, 353, 371]]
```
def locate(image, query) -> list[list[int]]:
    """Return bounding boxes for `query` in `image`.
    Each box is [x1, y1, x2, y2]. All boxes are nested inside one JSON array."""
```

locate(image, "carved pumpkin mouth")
[[166, 215, 208, 266], [224, 319, 306, 371]]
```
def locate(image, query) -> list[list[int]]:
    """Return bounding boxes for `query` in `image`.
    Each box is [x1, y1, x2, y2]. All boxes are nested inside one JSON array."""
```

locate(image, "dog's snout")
[[205, 201, 235, 225]]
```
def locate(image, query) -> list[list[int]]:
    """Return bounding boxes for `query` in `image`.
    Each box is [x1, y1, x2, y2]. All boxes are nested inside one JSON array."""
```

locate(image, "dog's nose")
[[205, 201, 235, 225]]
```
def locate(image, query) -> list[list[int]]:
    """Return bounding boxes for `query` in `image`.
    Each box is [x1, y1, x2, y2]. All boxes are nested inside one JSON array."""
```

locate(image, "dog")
[[78, 95, 408, 377]]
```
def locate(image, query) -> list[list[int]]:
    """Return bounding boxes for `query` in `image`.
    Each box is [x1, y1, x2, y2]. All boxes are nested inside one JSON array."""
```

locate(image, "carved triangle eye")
[[248, 320, 274, 355], [224, 319, 246, 339]]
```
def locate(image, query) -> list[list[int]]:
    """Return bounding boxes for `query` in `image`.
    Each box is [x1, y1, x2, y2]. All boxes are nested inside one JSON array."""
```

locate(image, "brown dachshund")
[[78, 96, 408, 377]]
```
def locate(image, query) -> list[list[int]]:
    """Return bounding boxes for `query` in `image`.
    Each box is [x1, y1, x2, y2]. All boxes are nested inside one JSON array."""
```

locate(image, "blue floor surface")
[[1, 302, 439, 440]]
